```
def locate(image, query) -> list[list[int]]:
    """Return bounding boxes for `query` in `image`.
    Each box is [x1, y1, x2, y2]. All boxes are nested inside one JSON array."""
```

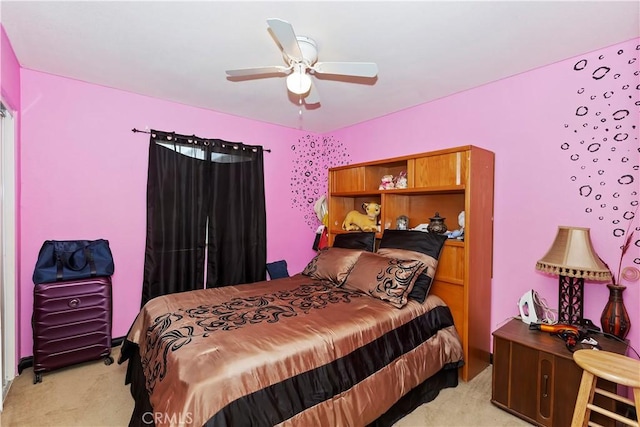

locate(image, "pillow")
[[266, 260, 290, 280], [410, 274, 433, 304], [301, 247, 364, 286], [333, 232, 376, 252], [377, 247, 439, 303], [378, 229, 447, 259], [344, 251, 426, 308]]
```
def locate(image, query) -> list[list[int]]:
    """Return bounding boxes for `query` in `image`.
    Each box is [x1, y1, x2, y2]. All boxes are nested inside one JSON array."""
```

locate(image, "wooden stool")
[[571, 349, 640, 427]]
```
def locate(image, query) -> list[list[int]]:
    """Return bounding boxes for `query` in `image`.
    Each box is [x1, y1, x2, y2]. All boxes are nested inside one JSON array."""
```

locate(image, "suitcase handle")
[[68, 298, 80, 308]]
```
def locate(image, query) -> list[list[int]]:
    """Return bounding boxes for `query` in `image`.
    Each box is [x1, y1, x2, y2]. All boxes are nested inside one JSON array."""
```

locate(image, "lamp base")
[[558, 275, 584, 325]]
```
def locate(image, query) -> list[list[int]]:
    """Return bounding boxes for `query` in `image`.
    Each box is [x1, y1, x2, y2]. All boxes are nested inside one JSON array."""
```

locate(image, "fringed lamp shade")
[[536, 227, 612, 280], [536, 226, 611, 324]]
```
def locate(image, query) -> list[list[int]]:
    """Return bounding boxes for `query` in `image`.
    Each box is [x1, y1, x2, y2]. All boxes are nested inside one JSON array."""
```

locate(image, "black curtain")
[[141, 131, 266, 307]]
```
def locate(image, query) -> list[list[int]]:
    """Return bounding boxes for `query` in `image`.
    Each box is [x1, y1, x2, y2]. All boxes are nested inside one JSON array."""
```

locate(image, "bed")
[[119, 231, 465, 427]]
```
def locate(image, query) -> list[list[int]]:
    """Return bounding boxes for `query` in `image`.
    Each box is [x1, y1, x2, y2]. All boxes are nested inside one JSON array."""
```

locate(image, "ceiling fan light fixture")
[[226, 19, 377, 102], [286, 65, 312, 95]]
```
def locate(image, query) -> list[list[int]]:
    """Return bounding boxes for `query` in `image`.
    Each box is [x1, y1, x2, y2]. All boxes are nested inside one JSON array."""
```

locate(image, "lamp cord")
[[591, 330, 640, 359]]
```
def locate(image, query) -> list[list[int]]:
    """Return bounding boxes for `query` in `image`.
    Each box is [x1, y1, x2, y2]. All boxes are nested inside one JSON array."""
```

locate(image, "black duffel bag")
[[33, 239, 115, 284]]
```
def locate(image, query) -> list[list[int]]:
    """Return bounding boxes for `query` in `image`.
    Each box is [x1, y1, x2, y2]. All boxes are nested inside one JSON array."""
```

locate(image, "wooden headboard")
[[327, 146, 495, 382]]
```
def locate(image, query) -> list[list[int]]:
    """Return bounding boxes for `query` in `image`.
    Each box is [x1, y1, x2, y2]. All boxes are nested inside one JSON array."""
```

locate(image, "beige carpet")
[[1, 346, 531, 426]]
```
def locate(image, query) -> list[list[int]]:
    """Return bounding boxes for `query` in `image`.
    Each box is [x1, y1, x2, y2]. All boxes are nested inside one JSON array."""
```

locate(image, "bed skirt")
[[122, 340, 459, 427]]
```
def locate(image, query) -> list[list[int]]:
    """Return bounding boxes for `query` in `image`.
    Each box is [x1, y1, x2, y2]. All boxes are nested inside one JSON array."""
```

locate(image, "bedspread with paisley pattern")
[[119, 274, 464, 427]]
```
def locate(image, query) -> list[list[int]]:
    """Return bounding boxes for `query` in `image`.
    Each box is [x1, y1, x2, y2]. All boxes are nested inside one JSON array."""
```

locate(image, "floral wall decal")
[[290, 135, 351, 230], [564, 43, 640, 268]]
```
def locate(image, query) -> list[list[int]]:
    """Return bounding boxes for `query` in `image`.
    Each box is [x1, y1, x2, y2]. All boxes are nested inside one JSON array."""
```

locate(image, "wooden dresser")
[[492, 319, 629, 426]]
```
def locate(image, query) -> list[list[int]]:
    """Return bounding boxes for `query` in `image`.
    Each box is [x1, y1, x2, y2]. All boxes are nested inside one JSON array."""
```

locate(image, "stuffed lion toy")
[[342, 202, 381, 232]]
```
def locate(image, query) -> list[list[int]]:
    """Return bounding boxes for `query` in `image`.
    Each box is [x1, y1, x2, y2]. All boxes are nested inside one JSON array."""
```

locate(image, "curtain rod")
[[131, 128, 271, 153]]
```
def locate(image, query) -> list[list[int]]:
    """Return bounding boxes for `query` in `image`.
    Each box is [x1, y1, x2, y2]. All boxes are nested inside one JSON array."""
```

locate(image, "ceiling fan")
[[225, 18, 378, 104]]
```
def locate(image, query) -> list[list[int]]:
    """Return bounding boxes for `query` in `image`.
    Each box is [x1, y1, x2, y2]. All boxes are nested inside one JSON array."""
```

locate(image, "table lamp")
[[535, 226, 611, 325]]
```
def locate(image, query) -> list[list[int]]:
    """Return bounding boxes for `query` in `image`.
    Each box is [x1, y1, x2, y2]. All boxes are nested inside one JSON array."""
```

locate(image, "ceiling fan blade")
[[267, 18, 303, 62], [312, 62, 378, 78], [226, 66, 290, 77], [305, 80, 320, 104]]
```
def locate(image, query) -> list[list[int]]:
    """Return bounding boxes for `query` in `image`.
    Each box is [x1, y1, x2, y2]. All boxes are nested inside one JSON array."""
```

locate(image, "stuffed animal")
[[394, 171, 408, 189], [342, 202, 381, 232], [378, 175, 395, 190]]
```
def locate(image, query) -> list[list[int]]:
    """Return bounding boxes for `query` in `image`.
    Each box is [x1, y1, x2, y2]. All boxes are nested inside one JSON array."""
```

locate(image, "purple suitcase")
[[32, 276, 113, 383]]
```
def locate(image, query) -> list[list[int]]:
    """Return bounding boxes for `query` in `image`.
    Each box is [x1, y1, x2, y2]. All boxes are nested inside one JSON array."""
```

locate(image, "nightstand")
[[491, 319, 628, 427]]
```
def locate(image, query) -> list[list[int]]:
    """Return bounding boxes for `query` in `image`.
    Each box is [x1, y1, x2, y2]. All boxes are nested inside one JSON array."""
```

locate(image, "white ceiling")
[[2, 1, 639, 133]]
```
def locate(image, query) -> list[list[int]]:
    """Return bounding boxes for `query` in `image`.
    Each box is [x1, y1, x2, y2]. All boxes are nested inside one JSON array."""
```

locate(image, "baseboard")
[[17, 358, 30, 375], [17, 336, 126, 374]]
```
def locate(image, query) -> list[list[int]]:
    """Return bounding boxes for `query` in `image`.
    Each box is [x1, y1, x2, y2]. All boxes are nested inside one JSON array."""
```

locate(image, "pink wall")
[[18, 70, 317, 358], [331, 38, 640, 356]]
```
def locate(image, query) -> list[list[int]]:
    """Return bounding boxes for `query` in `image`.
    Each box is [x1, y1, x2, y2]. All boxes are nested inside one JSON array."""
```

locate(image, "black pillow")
[[408, 273, 434, 303], [333, 232, 376, 252], [266, 260, 290, 279], [378, 230, 447, 258]]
